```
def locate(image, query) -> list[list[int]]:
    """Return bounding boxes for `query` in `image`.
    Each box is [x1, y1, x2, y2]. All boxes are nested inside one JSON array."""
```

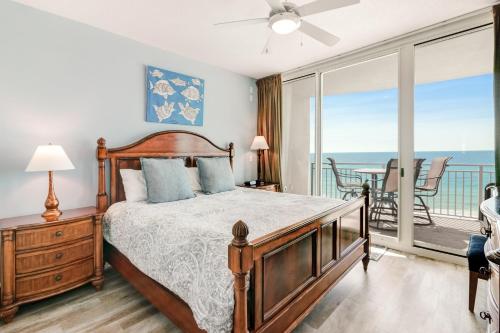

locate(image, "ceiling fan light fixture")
[[269, 12, 301, 35]]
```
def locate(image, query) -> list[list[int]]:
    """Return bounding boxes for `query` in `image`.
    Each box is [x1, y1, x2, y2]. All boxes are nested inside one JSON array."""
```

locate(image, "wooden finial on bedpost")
[[362, 182, 370, 271], [96, 138, 108, 212], [229, 142, 234, 169], [228, 220, 253, 333]]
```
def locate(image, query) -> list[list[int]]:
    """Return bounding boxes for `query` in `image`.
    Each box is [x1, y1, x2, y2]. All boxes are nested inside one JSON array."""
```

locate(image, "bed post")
[[96, 138, 108, 212], [362, 183, 370, 271], [228, 220, 253, 333]]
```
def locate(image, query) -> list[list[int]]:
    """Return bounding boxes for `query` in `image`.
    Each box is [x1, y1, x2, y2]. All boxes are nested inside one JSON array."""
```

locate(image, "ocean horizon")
[[317, 150, 494, 166]]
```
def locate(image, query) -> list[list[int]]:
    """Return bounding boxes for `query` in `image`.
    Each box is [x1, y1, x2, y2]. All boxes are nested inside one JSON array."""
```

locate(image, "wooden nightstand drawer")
[[16, 219, 94, 251], [239, 183, 279, 192], [258, 184, 278, 192], [16, 238, 94, 275], [16, 258, 95, 300]]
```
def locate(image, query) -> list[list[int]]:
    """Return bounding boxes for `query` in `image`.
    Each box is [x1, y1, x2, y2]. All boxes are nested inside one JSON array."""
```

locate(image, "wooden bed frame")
[[96, 130, 370, 333]]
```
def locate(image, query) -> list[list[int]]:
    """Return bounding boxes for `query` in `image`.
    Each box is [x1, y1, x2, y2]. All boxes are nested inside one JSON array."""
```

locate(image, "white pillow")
[[186, 167, 202, 192], [120, 169, 147, 202]]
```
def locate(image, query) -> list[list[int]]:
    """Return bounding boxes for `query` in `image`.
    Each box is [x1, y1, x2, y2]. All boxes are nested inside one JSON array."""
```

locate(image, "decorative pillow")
[[197, 157, 236, 194], [119, 169, 147, 202], [186, 167, 202, 192], [140, 158, 195, 203]]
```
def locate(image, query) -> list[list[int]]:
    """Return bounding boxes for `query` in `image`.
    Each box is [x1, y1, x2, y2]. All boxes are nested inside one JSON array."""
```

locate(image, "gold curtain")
[[256, 74, 282, 187]]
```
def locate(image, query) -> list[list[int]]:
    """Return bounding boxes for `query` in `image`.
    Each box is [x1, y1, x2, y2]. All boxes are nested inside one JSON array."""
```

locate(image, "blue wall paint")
[[0, 1, 258, 218]]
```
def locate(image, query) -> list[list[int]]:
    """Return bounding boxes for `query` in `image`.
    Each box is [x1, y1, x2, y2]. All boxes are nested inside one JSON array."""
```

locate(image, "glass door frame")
[[314, 50, 403, 243], [283, 9, 493, 264]]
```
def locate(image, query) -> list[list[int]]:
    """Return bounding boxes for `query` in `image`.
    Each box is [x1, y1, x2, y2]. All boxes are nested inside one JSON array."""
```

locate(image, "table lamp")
[[250, 136, 269, 184], [26, 144, 75, 221]]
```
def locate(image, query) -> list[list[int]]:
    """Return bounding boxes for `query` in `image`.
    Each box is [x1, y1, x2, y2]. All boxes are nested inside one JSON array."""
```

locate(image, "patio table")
[[353, 168, 386, 201]]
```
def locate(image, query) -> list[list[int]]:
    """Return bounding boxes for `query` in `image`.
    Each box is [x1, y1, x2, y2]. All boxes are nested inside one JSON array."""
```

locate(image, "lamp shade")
[[250, 136, 269, 150], [26, 145, 75, 172]]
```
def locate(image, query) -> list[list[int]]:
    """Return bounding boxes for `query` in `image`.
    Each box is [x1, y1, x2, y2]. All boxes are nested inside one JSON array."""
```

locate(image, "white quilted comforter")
[[103, 188, 344, 333]]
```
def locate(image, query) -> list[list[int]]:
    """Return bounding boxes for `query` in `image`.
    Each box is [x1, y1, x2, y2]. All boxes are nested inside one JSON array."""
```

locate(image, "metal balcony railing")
[[311, 162, 495, 219]]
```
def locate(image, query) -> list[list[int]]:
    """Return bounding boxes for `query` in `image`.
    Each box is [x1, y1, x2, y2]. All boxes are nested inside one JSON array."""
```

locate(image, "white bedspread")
[[103, 188, 344, 333]]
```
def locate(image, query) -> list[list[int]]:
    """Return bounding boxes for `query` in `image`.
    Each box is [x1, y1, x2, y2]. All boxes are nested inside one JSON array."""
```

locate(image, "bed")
[[96, 130, 370, 333]]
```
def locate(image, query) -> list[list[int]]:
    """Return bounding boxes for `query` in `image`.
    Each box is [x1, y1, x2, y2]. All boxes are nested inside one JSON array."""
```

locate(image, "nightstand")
[[0, 207, 104, 323], [239, 182, 280, 192]]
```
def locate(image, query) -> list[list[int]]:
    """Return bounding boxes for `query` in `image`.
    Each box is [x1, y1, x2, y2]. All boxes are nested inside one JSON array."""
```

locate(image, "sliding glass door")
[[281, 18, 494, 260], [321, 54, 399, 238], [413, 27, 494, 255], [282, 75, 316, 195]]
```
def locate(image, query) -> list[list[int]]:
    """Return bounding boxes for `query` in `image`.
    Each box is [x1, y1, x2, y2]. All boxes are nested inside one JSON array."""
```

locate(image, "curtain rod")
[[415, 22, 492, 47], [282, 73, 316, 84]]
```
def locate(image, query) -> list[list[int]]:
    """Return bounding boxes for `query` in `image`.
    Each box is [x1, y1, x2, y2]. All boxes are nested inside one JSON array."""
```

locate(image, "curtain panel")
[[256, 74, 282, 187]]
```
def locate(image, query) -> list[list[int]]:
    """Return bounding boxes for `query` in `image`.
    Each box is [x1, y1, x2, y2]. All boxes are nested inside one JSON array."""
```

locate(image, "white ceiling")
[[13, 0, 499, 79]]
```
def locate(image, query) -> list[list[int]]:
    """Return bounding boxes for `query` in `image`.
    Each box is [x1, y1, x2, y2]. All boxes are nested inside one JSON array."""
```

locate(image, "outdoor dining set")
[[327, 157, 452, 228]]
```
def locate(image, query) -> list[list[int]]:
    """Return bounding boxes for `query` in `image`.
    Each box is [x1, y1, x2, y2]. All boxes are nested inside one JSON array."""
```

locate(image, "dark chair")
[[327, 158, 363, 200], [467, 183, 497, 312], [467, 234, 489, 312], [414, 157, 452, 224]]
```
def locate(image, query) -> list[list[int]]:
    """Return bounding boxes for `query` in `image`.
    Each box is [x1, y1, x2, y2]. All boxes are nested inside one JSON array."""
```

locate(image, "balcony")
[[312, 161, 494, 255]]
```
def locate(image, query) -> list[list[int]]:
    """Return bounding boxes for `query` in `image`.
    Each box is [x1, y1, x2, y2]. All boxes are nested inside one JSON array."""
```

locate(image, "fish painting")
[[153, 80, 176, 97], [178, 102, 200, 124], [150, 69, 164, 78], [181, 86, 200, 101], [170, 77, 186, 86], [153, 101, 175, 122], [146, 65, 204, 126]]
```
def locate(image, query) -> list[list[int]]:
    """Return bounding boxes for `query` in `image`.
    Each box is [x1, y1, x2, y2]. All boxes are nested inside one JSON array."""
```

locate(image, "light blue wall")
[[0, 1, 258, 218]]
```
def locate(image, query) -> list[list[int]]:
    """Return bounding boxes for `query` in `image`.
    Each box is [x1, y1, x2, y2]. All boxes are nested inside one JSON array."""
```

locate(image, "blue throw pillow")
[[140, 158, 195, 203], [197, 157, 236, 194]]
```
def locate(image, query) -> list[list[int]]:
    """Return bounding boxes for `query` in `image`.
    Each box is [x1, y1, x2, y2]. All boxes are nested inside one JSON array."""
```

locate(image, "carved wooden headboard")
[[96, 130, 234, 211]]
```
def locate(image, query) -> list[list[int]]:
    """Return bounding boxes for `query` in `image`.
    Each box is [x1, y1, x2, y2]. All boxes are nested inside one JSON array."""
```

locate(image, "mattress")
[[103, 188, 344, 333]]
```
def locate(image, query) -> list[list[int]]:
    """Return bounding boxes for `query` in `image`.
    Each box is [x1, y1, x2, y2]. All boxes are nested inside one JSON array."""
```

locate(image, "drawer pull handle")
[[54, 274, 63, 282], [55, 231, 63, 237], [55, 253, 64, 260], [480, 311, 492, 324]]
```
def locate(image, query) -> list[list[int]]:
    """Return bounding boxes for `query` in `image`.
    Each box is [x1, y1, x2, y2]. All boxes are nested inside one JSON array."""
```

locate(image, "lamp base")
[[42, 171, 62, 222], [42, 208, 62, 222]]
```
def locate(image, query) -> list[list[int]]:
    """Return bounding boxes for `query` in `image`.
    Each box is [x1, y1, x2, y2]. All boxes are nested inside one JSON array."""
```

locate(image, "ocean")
[[314, 150, 495, 218]]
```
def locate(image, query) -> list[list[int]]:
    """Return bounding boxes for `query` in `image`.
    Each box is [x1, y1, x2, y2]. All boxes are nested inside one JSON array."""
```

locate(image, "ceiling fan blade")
[[299, 20, 339, 46], [265, 0, 285, 11], [214, 18, 268, 27], [295, 0, 359, 17]]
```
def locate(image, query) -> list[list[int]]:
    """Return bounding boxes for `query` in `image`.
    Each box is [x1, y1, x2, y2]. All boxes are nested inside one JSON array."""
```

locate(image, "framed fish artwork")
[[146, 65, 204, 126]]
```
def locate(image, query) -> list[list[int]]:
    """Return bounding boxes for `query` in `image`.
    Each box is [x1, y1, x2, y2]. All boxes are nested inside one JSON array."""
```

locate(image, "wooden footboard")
[[229, 184, 370, 333]]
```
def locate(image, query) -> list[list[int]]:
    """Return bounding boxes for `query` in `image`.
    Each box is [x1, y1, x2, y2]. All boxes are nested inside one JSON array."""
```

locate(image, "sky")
[[313, 74, 494, 153]]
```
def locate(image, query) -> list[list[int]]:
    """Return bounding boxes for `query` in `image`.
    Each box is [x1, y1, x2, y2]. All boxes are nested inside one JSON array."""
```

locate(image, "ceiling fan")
[[214, 0, 360, 48]]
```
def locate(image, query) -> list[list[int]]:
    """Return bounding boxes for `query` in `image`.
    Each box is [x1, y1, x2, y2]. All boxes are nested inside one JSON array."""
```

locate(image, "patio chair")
[[370, 158, 425, 228], [327, 158, 363, 200], [414, 157, 452, 224], [370, 159, 399, 227]]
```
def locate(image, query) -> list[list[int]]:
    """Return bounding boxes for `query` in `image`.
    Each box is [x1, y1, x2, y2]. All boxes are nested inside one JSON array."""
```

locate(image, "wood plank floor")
[[0, 250, 488, 333]]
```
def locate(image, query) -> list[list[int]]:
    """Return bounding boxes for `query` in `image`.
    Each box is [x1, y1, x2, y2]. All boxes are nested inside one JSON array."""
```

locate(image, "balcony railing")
[[311, 162, 495, 219]]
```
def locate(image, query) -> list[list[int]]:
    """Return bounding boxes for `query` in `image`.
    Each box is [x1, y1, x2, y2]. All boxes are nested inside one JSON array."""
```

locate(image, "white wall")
[[0, 1, 257, 218]]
